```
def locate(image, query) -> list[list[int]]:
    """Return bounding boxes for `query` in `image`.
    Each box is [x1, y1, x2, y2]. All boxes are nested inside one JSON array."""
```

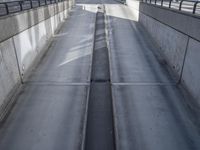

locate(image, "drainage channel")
[[84, 6, 115, 150]]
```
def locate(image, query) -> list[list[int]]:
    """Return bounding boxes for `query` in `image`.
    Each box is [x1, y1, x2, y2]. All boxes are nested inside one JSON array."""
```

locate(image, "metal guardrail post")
[[179, 0, 184, 10], [5, 3, 9, 14], [30, 0, 33, 8], [169, 0, 172, 8], [19, 1, 23, 11], [161, 0, 163, 6], [193, 1, 199, 14]]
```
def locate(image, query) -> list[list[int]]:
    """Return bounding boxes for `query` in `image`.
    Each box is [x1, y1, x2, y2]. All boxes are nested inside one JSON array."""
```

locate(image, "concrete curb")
[[104, 5, 119, 150], [80, 6, 98, 150]]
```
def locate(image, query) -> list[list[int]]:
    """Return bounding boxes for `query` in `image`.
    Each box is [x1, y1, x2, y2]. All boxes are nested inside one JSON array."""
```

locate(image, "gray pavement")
[[112, 85, 200, 150], [28, 6, 95, 83], [0, 5, 96, 150], [0, 0, 200, 150], [106, 4, 175, 83], [106, 4, 200, 150]]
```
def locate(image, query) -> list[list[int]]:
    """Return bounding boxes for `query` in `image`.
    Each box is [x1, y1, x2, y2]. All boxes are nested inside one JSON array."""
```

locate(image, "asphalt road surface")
[[0, 0, 200, 150]]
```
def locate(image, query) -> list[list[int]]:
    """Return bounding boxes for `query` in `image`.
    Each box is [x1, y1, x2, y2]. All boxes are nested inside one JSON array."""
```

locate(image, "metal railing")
[[143, 0, 200, 15], [0, 0, 65, 16]]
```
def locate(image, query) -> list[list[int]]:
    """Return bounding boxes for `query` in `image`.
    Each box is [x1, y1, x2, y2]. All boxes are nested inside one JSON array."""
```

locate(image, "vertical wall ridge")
[[0, 0, 74, 122]]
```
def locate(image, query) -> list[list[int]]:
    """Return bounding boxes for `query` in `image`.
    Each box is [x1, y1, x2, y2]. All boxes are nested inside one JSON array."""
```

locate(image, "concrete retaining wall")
[[127, 0, 200, 106], [139, 12, 189, 79], [182, 38, 200, 105], [0, 38, 21, 120], [0, 0, 74, 121]]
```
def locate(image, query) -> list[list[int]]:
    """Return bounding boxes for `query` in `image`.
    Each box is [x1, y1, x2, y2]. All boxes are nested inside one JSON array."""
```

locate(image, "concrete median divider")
[[127, 0, 200, 108], [0, 0, 74, 121]]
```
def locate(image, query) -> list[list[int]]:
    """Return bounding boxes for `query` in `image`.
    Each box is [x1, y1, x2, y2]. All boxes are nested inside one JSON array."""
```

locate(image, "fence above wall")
[[0, 0, 66, 16], [142, 0, 200, 15]]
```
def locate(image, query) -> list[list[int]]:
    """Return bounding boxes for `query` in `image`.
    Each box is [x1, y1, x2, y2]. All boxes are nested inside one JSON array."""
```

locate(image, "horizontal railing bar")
[[0, 0, 65, 17], [142, 0, 200, 15]]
